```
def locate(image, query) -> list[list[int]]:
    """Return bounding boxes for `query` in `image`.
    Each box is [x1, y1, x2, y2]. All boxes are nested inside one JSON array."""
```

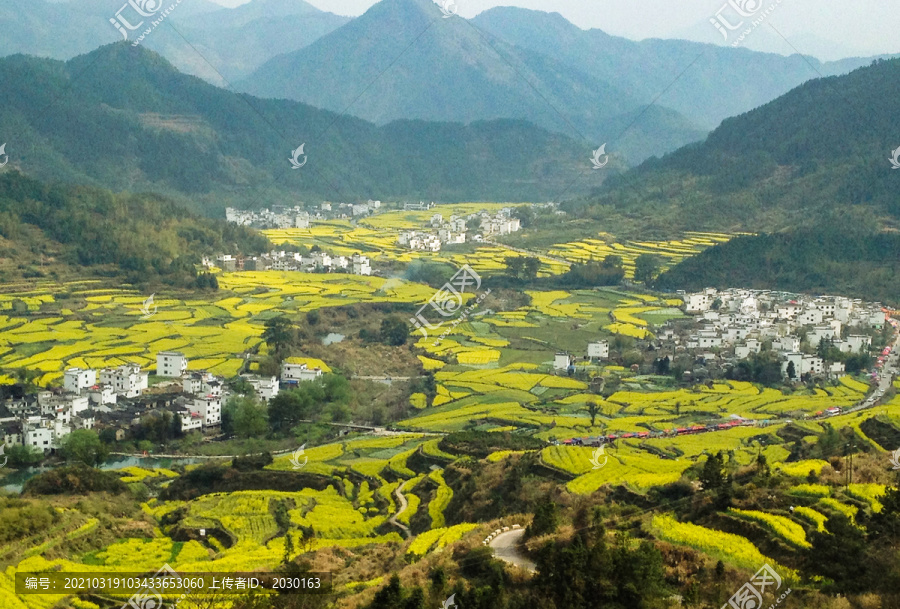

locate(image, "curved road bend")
[[388, 479, 411, 538], [489, 529, 536, 572]]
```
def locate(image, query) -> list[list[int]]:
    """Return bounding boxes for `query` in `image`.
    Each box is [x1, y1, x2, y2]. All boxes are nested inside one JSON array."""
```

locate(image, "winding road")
[[388, 479, 411, 538], [489, 529, 536, 572]]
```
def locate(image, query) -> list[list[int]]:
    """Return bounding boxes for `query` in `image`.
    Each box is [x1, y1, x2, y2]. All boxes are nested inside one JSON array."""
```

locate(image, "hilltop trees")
[[0, 171, 269, 286]]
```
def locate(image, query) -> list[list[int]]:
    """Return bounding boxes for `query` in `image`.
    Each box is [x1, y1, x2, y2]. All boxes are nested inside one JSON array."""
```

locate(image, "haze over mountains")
[[2, 0, 889, 167]]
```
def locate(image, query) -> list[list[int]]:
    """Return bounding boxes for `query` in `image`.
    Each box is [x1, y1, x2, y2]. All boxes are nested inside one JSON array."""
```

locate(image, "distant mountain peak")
[[363, 0, 445, 19]]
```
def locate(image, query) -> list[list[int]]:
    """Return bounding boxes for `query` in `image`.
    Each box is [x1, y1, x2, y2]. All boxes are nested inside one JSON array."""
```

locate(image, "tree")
[[282, 531, 294, 564], [522, 256, 541, 280], [602, 254, 624, 269], [526, 495, 559, 538], [786, 360, 797, 380], [262, 316, 295, 359], [267, 388, 318, 433], [504, 256, 525, 279], [4, 444, 44, 468], [466, 217, 483, 232], [61, 429, 108, 467], [380, 316, 410, 346], [654, 356, 671, 375], [634, 254, 661, 285], [513, 205, 535, 228], [228, 377, 254, 396], [369, 574, 403, 609], [805, 513, 869, 592], [224, 396, 268, 438], [582, 400, 602, 427], [557, 255, 625, 287], [699, 452, 726, 491]]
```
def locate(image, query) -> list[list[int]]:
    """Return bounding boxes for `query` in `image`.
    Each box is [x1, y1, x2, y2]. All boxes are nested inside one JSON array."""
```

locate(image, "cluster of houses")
[[225, 205, 312, 229], [210, 250, 371, 275], [667, 289, 881, 380], [548, 289, 883, 383], [0, 351, 328, 454], [554, 341, 610, 370], [225, 201, 383, 228], [397, 208, 522, 251]]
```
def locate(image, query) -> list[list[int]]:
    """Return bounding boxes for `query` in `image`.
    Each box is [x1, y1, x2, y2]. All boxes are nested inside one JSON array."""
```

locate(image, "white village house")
[[157, 351, 188, 378], [281, 359, 324, 383]]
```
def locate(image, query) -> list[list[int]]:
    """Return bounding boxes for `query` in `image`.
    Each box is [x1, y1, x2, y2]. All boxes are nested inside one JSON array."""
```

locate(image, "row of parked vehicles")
[[561, 419, 754, 446], [560, 406, 854, 446]]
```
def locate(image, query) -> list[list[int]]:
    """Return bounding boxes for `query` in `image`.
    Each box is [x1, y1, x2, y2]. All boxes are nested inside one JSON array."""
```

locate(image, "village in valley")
[[3, 278, 893, 459], [0, 352, 328, 455]]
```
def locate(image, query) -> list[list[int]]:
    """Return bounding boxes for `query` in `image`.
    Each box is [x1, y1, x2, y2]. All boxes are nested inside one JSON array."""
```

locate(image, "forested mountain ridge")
[[570, 57, 900, 234], [0, 43, 607, 211], [0, 170, 269, 285], [608, 57, 900, 302]]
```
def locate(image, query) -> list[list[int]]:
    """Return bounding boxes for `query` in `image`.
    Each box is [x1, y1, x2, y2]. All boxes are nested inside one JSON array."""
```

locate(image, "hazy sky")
[[209, 0, 900, 61]]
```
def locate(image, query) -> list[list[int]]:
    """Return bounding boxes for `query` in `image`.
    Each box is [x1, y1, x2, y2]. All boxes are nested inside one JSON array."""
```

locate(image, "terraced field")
[[0, 274, 434, 386]]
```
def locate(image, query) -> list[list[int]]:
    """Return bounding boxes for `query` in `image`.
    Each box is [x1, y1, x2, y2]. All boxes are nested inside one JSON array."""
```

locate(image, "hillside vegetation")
[[0, 43, 605, 209], [0, 171, 268, 285]]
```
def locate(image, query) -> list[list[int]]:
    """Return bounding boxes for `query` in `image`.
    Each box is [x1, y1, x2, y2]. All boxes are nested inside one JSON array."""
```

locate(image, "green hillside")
[[0, 170, 268, 285], [0, 43, 606, 211], [570, 57, 900, 301]]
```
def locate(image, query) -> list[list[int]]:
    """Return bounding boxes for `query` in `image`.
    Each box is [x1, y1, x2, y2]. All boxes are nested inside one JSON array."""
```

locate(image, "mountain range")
[[579, 57, 900, 301], [573, 57, 900, 233], [3, 0, 889, 167], [236, 0, 886, 163], [0, 0, 348, 83], [0, 43, 607, 210]]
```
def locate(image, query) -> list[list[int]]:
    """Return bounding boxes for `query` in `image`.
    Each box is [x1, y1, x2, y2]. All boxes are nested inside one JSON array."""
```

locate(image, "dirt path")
[[489, 529, 536, 572], [388, 479, 411, 538]]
